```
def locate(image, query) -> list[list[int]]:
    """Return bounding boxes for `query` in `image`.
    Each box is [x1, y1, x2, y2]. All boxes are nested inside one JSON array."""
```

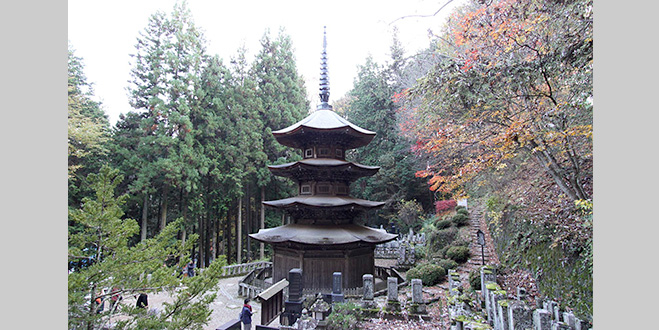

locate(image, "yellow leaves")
[[566, 125, 593, 138], [575, 199, 593, 215]]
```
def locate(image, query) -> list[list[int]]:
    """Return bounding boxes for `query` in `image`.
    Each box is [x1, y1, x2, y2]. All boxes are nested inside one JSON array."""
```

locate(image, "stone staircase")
[[457, 201, 499, 277]]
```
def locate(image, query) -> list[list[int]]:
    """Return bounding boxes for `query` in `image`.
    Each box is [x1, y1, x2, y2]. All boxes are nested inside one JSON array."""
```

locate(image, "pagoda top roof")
[[262, 195, 384, 209], [272, 110, 375, 149], [249, 223, 397, 245]]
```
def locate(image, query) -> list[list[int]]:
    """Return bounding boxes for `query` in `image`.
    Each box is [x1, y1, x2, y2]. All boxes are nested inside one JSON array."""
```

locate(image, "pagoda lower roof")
[[272, 110, 375, 149], [268, 158, 379, 180], [249, 223, 397, 245], [262, 195, 384, 209]]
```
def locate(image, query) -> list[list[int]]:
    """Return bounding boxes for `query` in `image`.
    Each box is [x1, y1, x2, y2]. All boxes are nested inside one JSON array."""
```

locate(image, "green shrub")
[[455, 205, 467, 212], [468, 270, 481, 290], [457, 208, 469, 216], [326, 301, 363, 330], [446, 246, 470, 263], [435, 218, 453, 229], [429, 226, 458, 250], [406, 263, 446, 286], [452, 238, 470, 247], [436, 258, 459, 272], [451, 213, 469, 227]]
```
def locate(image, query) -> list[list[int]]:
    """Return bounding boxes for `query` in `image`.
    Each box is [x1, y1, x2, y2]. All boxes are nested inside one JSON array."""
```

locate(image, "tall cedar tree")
[[248, 28, 308, 260], [126, 1, 206, 241]]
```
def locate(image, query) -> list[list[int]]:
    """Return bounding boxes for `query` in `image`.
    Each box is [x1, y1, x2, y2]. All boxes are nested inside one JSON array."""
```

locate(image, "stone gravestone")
[[496, 301, 510, 330], [288, 268, 303, 302], [282, 268, 304, 326], [386, 277, 400, 311], [331, 272, 344, 303], [411, 279, 426, 314], [361, 274, 376, 309], [533, 309, 552, 330], [508, 301, 533, 330]]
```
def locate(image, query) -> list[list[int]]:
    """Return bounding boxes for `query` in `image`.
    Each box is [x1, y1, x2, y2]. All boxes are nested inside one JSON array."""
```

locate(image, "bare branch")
[[389, 0, 455, 25]]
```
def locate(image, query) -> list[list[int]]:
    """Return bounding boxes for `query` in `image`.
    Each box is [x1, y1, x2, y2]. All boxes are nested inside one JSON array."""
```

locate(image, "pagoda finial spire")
[[318, 26, 332, 110]]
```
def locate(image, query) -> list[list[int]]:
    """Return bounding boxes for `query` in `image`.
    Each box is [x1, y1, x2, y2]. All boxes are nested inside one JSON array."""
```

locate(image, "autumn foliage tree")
[[401, 0, 592, 202]]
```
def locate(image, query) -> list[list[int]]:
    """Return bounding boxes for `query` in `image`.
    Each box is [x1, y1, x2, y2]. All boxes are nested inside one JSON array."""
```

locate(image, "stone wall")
[[446, 266, 591, 330]]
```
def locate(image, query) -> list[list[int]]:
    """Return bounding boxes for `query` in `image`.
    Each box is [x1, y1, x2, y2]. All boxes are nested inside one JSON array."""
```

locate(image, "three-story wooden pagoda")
[[250, 28, 396, 290]]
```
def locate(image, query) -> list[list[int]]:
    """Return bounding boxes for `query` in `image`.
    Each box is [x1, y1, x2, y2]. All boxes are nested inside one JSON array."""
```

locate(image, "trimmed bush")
[[446, 246, 470, 263], [435, 218, 453, 230], [436, 258, 459, 272], [451, 213, 469, 227], [456, 208, 469, 216], [406, 263, 446, 286], [429, 227, 458, 251], [468, 270, 481, 290], [455, 205, 467, 212]]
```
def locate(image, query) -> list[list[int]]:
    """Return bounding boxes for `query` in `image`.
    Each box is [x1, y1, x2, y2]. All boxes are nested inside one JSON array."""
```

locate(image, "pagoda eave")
[[268, 159, 379, 181], [249, 223, 397, 246], [262, 196, 385, 210]]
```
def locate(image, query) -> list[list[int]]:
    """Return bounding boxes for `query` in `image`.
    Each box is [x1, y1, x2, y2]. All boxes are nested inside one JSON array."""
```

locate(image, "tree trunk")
[[237, 197, 242, 263], [198, 213, 205, 268], [246, 184, 251, 261], [260, 186, 265, 260], [141, 193, 148, 241], [179, 189, 188, 262], [160, 185, 169, 232], [225, 206, 232, 264], [526, 140, 580, 201]]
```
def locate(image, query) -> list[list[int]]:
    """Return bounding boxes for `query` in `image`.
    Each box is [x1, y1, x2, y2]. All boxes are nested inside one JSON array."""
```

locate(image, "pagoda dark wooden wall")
[[272, 245, 375, 290]]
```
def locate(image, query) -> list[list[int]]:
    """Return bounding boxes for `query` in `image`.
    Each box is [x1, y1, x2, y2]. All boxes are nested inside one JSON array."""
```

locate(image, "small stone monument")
[[310, 294, 331, 327], [533, 309, 552, 330], [386, 277, 400, 311], [507, 301, 533, 330], [410, 279, 426, 314], [331, 272, 344, 303], [361, 274, 376, 309]]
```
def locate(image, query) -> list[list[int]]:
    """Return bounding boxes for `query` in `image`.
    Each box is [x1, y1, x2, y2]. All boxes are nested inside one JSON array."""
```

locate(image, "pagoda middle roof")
[[249, 223, 397, 245], [262, 195, 384, 209], [272, 109, 375, 149], [268, 159, 379, 179]]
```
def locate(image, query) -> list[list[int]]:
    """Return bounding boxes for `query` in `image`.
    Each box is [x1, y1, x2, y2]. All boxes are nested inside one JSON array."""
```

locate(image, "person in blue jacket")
[[239, 298, 253, 330]]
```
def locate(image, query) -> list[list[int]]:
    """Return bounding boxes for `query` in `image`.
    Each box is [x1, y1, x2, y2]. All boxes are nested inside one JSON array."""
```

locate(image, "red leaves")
[[435, 199, 457, 213]]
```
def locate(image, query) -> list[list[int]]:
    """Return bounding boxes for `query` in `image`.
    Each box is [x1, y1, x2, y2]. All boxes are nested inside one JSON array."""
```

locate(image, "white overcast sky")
[[68, 0, 466, 125]]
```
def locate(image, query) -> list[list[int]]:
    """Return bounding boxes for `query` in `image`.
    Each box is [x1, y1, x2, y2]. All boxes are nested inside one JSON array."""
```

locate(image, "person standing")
[[239, 298, 253, 330], [186, 260, 195, 277], [136, 293, 148, 309]]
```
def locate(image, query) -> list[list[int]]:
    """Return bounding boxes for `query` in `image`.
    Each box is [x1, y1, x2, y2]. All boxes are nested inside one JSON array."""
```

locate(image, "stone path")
[[105, 275, 280, 330], [457, 201, 500, 279]]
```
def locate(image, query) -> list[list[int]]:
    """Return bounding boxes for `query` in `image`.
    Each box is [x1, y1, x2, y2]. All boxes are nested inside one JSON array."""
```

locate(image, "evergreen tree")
[[126, 0, 207, 237], [68, 43, 111, 207], [68, 165, 225, 330], [342, 36, 434, 230], [248, 28, 309, 259]]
